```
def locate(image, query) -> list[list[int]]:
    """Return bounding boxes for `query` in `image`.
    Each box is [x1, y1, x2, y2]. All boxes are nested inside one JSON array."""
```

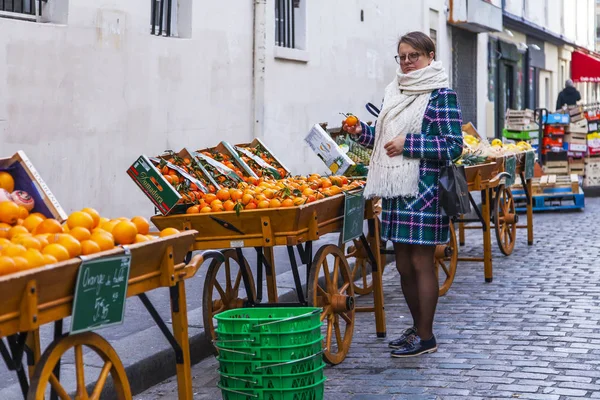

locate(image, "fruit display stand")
[[151, 191, 387, 366], [0, 230, 218, 400]]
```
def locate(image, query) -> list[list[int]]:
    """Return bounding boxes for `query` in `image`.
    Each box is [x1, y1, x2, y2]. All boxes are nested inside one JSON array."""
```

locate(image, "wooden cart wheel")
[[307, 245, 355, 365], [494, 185, 518, 256], [435, 223, 458, 296], [346, 239, 374, 295], [202, 249, 256, 345], [27, 332, 131, 400]]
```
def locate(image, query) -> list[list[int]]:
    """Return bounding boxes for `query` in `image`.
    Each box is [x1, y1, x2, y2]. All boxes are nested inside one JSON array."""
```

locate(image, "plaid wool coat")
[[357, 88, 463, 245]]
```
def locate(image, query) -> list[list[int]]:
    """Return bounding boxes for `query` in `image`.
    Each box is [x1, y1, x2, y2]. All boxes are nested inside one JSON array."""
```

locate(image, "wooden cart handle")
[[177, 251, 224, 281]]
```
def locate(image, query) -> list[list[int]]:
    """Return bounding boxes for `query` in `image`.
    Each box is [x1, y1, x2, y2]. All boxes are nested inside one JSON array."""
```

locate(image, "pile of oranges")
[[0, 201, 180, 276], [185, 174, 364, 214]]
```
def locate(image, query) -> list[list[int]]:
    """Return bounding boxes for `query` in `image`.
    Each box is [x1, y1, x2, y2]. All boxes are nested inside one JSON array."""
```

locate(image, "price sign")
[[505, 156, 517, 187], [342, 190, 365, 243], [524, 151, 535, 180]]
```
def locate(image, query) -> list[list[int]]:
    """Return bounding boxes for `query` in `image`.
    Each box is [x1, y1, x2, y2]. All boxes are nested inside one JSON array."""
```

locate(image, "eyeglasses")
[[395, 52, 421, 64]]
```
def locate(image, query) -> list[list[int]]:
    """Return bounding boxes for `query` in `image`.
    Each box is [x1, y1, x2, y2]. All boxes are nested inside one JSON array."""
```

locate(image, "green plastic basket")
[[217, 349, 324, 376], [215, 325, 323, 349], [219, 377, 326, 400], [214, 307, 322, 335], [218, 362, 326, 390], [216, 337, 323, 362]]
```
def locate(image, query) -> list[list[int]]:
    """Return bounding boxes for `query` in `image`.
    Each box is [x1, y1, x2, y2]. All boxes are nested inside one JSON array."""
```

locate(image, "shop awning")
[[572, 51, 600, 83]]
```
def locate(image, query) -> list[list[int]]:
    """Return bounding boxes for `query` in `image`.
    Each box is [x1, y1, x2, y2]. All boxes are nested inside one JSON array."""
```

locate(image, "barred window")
[[0, 0, 43, 20], [275, 0, 305, 50], [151, 0, 178, 37]]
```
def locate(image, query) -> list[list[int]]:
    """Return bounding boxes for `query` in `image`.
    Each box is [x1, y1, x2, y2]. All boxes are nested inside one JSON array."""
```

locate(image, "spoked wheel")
[[494, 185, 517, 256], [307, 245, 355, 365], [202, 249, 256, 345], [346, 239, 374, 295], [435, 223, 458, 296], [28, 332, 131, 400]]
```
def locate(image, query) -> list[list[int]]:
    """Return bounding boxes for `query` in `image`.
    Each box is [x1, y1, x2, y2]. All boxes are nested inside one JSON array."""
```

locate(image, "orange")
[[293, 197, 306, 206], [22, 215, 44, 233], [81, 240, 101, 255], [281, 199, 294, 207], [0, 201, 20, 225], [320, 178, 332, 189], [0, 256, 18, 275], [204, 193, 217, 204], [241, 194, 254, 206], [216, 189, 231, 201], [263, 189, 276, 199], [245, 202, 257, 210], [0, 222, 11, 239], [257, 200, 270, 209], [100, 220, 119, 234], [186, 206, 200, 214], [81, 208, 101, 228], [35, 219, 63, 235], [112, 221, 138, 245], [46, 233, 66, 244], [230, 189, 243, 202], [12, 257, 29, 271], [0, 238, 9, 247], [30, 213, 47, 220], [42, 254, 58, 266], [135, 234, 150, 243], [211, 203, 224, 212], [329, 186, 343, 196], [200, 206, 212, 213], [12, 236, 41, 251], [0, 172, 15, 192], [57, 235, 82, 258], [35, 234, 50, 248], [159, 228, 180, 238], [223, 200, 236, 212], [23, 249, 44, 268], [131, 216, 150, 235], [98, 217, 110, 227], [69, 227, 91, 242], [2, 244, 26, 257], [62, 223, 70, 233], [42, 244, 71, 262], [67, 211, 94, 230], [8, 226, 29, 240], [269, 199, 281, 208], [17, 206, 29, 220]]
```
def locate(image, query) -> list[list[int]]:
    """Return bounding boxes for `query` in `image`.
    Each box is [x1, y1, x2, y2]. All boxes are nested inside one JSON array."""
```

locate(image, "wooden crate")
[[514, 174, 579, 195], [0, 151, 67, 222], [543, 161, 569, 175], [234, 138, 292, 178]]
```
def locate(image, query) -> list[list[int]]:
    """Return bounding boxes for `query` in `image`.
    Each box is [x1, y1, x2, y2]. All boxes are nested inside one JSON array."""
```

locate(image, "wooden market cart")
[[0, 230, 219, 400], [152, 191, 387, 366]]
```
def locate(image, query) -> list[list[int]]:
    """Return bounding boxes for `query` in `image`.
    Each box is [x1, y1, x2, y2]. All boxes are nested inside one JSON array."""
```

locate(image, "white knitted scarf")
[[363, 61, 449, 199]]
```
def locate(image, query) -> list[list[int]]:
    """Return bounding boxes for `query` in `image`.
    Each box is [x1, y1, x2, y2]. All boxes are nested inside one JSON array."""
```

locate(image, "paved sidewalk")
[[136, 198, 600, 399]]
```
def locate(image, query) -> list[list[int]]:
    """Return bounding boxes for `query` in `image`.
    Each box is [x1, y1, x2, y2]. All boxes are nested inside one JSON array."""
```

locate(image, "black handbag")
[[439, 164, 470, 217]]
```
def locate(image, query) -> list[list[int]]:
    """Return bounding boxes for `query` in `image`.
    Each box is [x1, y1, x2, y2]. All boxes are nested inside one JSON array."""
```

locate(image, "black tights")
[[393, 243, 438, 340]]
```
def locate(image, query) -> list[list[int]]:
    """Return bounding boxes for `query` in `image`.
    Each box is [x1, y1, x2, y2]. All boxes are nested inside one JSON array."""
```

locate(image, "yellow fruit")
[[35, 219, 64, 235], [0, 256, 18, 275], [90, 232, 115, 251], [67, 211, 94, 230], [30, 213, 47, 220], [42, 254, 58, 266], [42, 244, 70, 262], [23, 249, 44, 268], [131, 216, 150, 235], [17, 206, 29, 220], [35, 234, 50, 248], [69, 227, 91, 242], [100, 220, 119, 234], [12, 256, 29, 271], [134, 234, 150, 243], [159, 228, 180, 238], [81, 240, 101, 255], [0, 201, 20, 225], [0, 172, 15, 192], [81, 208, 101, 228], [2, 244, 26, 257], [112, 221, 137, 245], [0, 222, 10, 239], [57, 235, 82, 258], [8, 225, 29, 239], [491, 138, 503, 147], [12, 236, 41, 251], [23, 215, 44, 233]]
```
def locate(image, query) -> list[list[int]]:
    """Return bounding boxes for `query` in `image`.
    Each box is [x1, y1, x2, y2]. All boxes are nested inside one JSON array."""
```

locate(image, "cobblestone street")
[[136, 198, 600, 400]]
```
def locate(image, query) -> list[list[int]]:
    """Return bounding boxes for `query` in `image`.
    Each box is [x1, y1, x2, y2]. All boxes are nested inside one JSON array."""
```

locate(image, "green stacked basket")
[[214, 307, 326, 400]]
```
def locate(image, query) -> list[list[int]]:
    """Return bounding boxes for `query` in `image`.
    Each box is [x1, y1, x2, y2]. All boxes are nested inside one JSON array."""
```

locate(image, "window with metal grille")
[[275, 0, 301, 48], [0, 0, 44, 19], [151, 0, 178, 37]]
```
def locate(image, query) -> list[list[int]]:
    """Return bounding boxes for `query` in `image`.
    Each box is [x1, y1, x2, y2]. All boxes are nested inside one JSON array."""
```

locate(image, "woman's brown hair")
[[398, 31, 436, 59]]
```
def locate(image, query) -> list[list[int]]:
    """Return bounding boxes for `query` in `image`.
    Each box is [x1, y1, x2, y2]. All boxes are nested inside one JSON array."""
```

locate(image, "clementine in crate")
[[81, 240, 101, 255], [0, 201, 20, 225], [42, 244, 70, 262], [113, 221, 138, 245], [35, 219, 64, 235], [159, 228, 180, 238], [0, 172, 15, 192], [67, 211, 95, 231], [131, 216, 150, 235]]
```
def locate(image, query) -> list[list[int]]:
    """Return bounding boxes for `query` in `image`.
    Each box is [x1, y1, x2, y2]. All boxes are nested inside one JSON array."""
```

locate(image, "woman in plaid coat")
[[344, 32, 463, 358]]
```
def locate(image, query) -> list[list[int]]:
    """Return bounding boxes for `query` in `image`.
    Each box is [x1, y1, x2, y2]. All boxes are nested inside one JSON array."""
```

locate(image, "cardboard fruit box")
[[234, 138, 292, 179], [0, 151, 67, 222], [305, 123, 355, 175], [155, 149, 213, 194], [195, 142, 259, 182], [187, 148, 242, 189]]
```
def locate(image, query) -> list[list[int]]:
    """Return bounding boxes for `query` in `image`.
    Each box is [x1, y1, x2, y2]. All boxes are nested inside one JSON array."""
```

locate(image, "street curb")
[[98, 250, 395, 399]]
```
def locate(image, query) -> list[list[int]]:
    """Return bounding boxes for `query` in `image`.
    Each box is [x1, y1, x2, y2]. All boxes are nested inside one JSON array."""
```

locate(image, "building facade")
[[0, 0, 598, 216]]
